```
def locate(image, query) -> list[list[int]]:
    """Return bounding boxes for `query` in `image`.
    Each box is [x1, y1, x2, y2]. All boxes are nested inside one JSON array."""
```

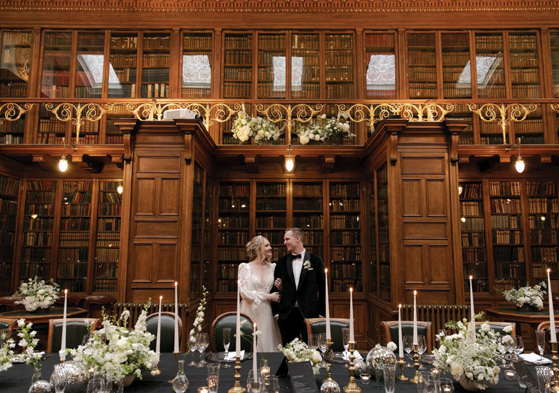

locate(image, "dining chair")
[[145, 311, 183, 353], [305, 318, 350, 352], [54, 294, 82, 308], [475, 321, 516, 337], [47, 318, 100, 353], [83, 294, 117, 318], [210, 311, 255, 353], [380, 320, 433, 352], [0, 317, 17, 339]]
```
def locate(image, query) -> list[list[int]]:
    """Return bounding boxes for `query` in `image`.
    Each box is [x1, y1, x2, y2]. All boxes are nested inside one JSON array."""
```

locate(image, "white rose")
[[311, 351, 322, 363], [481, 323, 490, 332], [503, 325, 512, 333], [387, 342, 397, 352]]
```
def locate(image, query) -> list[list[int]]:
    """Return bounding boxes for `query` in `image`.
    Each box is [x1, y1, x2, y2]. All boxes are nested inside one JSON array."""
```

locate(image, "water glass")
[[262, 375, 280, 393], [247, 370, 260, 393], [222, 327, 232, 366], [86, 374, 110, 393], [403, 335, 413, 367], [197, 333, 210, 367], [308, 334, 319, 351], [318, 333, 327, 354], [51, 364, 67, 393], [418, 336, 427, 370], [424, 379, 441, 393], [439, 378, 454, 393], [383, 364, 397, 393], [536, 330, 546, 360], [536, 365, 553, 393], [417, 371, 431, 393], [207, 362, 220, 392]]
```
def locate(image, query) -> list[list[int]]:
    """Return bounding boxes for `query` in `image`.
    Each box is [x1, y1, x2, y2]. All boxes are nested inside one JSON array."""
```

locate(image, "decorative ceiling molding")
[[1, 0, 558, 13]]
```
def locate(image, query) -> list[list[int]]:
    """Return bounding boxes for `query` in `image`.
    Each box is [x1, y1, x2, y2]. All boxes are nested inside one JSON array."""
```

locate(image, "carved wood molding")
[[1, 0, 557, 13]]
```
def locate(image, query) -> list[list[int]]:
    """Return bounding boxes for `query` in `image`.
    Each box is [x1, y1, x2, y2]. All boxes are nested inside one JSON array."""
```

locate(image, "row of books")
[[2, 31, 32, 46], [512, 85, 541, 98], [224, 50, 252, 65], [223, 83, 251, 99], [493, 246, 525, 262], [19, 263, 50, 279], [331, 246, 362, 260], [218, 199, 249, 211], [462, 232, 485, 247], [217, 248, 246, 261], [56, 278, 87, 292], [325, 35, 353, 50], [94, 278, 117, 292], [218, 216, 249, 229], [98, 217, 121, 231], [408, 34, 436, 47], [181, 88, 211, 99], [218, 263, 240, 280], [509, 35, 537, 49], [141, 83, 169, 98], [0, 82, 27, 97], [326, 84, 354, 99], [331, 183, 360, 197], [292, 85, 321, 99], [528, 198, 559, 214], [255, 231, 284, 244], [330, 199, 360, 212], [256, 183, 286, 196], [95, 247, 120, 261], [42, 69, 70, 84], [256, 200, 286, 210], [292, 35, 319, 50], [142, 54, 170, 68], [22, 231, 52, 246], [110, 55, 137, 68], [330, 280, 363, 293], [256, 216, 286, 228], [58, 247, 89, 263], [366, 88, 396, 98], [365, 34, 395, 47], [511, 52, 540, 68], [142, 68, 169, 82], [26, 191, 56, 204], [75, 87, 103, 98], [294, 215, 323, 228], [220, 184, 249, 197], [331, 230, 360, 245], [531, 247, 559, 262], [409, 68, 437, 81], [444, 86, 472, 98], [444, 68, 472, 81], [529, 216, 559, 229], [143, 36, 171, 49], [325, 53, 354, 66], [461, 201, 482, 216], [489, 181, 521, 196], [409, 86, 437, 99], [330, 215, 360, 229], [20, 246, 51, 261], [184, 35, 212, 50], [492, 229, 523, 245], [218, 231, 249, 245], [408, 51, 436, 65], [460, 217, 484, 231], [442, 52, 470, 66], [475, 35, 504, 49], [0, 176, 18, 197], [0, 135, 23, 144], [0, 199, 18, 215], [480, 137, 506, 145], [530, 230, 559, 244], [511, 68, 540, 83], [462, 247, 486, 263], [224, 36, 252, 50], [527, 182, 557, 197], [491, 214, 521, 229], [111, 36, 138, 49], [23, 217, 53, 230], [224, 67, 252, 81], [40, 85, 69, 99], [60, 218, 91, 231]]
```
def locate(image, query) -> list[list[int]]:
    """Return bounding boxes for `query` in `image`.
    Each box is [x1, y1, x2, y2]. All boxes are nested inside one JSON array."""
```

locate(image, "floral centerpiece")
[[188, 285, 209, 351], [433, 319, 511, 390], [296, 113, 354, 145], [71, 305, 158, 382], [503, 282, 546, 310], [0, 329, 15, 373], [278, 338, 323, 375], [15, 276, 60, 312], [231, 110, 283, 144]]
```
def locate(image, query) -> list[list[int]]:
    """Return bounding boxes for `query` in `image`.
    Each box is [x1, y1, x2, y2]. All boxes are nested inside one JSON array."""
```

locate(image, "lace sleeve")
[[239, 263, 265, 306]]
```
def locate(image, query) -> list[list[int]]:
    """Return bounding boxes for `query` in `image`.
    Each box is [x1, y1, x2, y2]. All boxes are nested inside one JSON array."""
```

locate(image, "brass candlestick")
[[397, 356, 408, 381], [551, 341, 559, 392], [151, 353, 162, 376], [343, 341, 361, 393], [409, 344, 420, 384], [324, 337, 334, 363], [228, 356, 246, 393]]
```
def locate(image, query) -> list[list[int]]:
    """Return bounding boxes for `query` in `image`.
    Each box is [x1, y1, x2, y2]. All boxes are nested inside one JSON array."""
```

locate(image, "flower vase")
[[28, 368, 54, 393], [458, 375, 481, 392], [516, 304, 538, 312], [123, 375, 135, 388], [172, 360, 189, 393]]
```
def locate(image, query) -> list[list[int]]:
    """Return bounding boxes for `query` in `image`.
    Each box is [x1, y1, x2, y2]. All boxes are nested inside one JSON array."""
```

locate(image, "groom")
[[273, 227, 325, 345]]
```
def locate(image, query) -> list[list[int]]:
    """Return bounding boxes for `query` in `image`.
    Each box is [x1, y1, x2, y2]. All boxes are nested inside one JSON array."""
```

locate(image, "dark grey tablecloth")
[[0, 352, 530, 392]]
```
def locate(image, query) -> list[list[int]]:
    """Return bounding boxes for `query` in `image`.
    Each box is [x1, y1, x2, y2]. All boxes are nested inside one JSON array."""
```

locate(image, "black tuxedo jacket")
[[272, 252, 326, 320]]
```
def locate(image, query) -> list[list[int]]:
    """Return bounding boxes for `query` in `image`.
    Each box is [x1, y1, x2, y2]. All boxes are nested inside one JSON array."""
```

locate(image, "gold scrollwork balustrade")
[[46, 103, 113, 144], [0, 103, 33, 124], [550, 103, 559, 114], [469, 103, 538, 145], [336, 103, 397, 133], [393, 103, 455, 122], [256, 103, 324, 144]]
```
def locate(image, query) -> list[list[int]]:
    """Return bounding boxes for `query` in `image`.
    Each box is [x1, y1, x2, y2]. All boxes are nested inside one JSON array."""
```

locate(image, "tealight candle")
[[198, 387, 209, 393], [504, 370, 516, 380], [360, 373, 371, 385]]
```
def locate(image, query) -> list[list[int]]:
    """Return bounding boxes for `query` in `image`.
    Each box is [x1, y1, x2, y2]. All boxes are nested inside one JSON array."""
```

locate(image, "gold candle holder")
[[168, 352, 179, 383], [151, 353, 162, 376], [343, 341, 361, 393], [409, 344, 420, 384], [228, 356, 246, 393], [551, 341, 559, 392], [397, 356, 408, 381], [324, 337, 335, 363]]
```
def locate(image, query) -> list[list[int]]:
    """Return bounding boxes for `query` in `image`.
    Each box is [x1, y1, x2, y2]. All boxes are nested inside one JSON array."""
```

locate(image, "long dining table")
[[0, 351, 537, 392]]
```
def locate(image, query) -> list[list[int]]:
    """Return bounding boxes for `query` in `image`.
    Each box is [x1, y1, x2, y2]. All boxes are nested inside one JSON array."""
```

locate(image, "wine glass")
[[187, 334, 198, 367], [308, 334, 319, 351], [342, 328, 350, 356], [514, 335, 524, 360], [318, 333, 327, 354], [536, 330, 546, 361], [403, 335, 413, 367], [222, 328, 232, 368], [196, 333, 210, 367], [417, 336, 427, 370]]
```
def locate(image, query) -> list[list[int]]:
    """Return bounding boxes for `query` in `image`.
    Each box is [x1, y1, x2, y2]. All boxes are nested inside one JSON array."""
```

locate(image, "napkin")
[[519, 353, 552, 365], [226, 350, 245, 361], [342, 350, 363, 361]]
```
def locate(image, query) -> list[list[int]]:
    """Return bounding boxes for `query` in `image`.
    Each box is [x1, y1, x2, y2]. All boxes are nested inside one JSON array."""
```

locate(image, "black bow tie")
[[292, 254, 302, 259]]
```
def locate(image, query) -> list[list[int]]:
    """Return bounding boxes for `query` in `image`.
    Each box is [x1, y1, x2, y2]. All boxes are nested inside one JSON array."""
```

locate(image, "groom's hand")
[[274, 278, 283, 291]]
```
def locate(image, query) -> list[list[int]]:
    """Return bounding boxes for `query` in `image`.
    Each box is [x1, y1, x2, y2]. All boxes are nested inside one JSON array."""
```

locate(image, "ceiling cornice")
[[0, 0, 558, 13]]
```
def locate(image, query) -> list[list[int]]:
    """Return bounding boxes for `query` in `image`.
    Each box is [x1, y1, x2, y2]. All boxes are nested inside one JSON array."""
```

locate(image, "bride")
[[239, 235, 282, 352]]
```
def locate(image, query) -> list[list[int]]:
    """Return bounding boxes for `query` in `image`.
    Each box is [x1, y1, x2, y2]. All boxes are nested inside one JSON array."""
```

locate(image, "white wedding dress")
[[239, 262, 282, 352]]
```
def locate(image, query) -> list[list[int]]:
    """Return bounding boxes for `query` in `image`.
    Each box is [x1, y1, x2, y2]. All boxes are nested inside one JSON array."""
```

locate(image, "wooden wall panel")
[[131, 243, 153, 283], [401, 156, 445, 175], [404, 244, 424, 284], [136, 178, 156, 215], [137, 156, 181, 173], [157, 242, 177, 282], [428, 244, 450, 285], [402, 179, 422, 216], [426, 179, 446, 217], [160, 178, 180, 215]]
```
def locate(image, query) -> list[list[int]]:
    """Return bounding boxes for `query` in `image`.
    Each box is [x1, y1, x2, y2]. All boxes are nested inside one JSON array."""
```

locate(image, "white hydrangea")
[[295, 112, 354, 145], [232, 111, 283, 144], [503, 282, 546, 310], [15, 277, 60, 312]]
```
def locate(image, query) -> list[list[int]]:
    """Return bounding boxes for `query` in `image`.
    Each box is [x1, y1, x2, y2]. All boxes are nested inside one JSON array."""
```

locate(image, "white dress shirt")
[[292, 249, 306, 290]]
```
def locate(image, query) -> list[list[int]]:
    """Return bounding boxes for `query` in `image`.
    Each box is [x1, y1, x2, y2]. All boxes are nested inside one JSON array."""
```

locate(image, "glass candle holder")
[[504, 370, 516, 380], [360, 373, 371, 385], [198, 386, 209, 393]]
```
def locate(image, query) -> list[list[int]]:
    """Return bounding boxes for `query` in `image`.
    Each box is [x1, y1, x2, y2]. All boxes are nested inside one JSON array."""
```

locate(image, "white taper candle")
[[413, 290, 418, 345], [398, 304, 404, 358], [253, 323, 257, 381], [156, 295, 162, 356], [349, 287, 354, 342], [325, 268, 331, 340], [60, 289, 67, 361], [236, 280, 241, 357], [174, 282, 179, 353], [548, 269, 557, 342], [469, 275, 475, 322]]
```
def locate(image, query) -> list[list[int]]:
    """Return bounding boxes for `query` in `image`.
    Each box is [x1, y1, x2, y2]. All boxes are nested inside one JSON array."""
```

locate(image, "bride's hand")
[[269, 292, 281, 303]]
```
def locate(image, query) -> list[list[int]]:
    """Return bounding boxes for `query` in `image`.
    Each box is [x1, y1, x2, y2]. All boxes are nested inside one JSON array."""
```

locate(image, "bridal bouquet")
[[433, 319, 510, 390], [503, 282, 546, 310], [231, 110, 282, 144], [15, 276, 60, 312], [71, 306, 158, 382], [296, 113, 354, 145], [278, 338, 323, 375]]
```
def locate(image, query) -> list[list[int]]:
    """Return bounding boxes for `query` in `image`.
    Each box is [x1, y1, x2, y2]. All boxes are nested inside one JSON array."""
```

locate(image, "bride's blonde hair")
[[246, 235, 270, 262]]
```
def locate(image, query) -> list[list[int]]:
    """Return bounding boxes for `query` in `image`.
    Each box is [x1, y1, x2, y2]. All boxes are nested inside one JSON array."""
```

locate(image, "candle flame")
[[64, 289, 68, 294], [350, 287, 353, 293], [398, 304, 402, 309], [414, 290, 417, 295], [469, 275, 473, 280], [548, 268, 552, 273], [175, 282, 178, 287], [325, 268, 328, 274], [160, 295, 163, 300]]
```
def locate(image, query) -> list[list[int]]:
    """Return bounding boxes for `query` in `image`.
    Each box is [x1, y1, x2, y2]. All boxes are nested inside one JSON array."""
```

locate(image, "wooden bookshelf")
[[256, 181, 287, 262], [292, 181, 324, 258], [367, 179, 377, 297], [0, 30, 31, 103], [325, 33, 354, 99], [459, 182, 488, 293], [0, 175, 19, 294], [190, 163, 204, 300], [407, 32, 437, 99], [223, 32, 253, 99], [364, 32, 396, 99], [141, 32, 170, 98], [376, 164, 390, 302], [57, 181, 92, 292], [182, 32, 213, 99], [291, 33, 320, 99], [217, 181, 250, 293], [257, 32, 286, 99], [94, 181, 121, 294], [552, 32, 559, 98], [108, 32, 138, 98], [329, 181, 362, 293], [202, 177, 214, 291]]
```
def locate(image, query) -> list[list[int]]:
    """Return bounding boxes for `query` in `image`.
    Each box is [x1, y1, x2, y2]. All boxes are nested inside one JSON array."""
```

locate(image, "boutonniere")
[[303, 260, 311, 270]]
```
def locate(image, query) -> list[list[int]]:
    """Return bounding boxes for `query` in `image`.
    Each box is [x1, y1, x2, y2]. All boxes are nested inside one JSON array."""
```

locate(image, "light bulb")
[[458, 185, 463, 195], [117, 184, 123, 194], [515, 157, 525, 173], [58, 155, 68, 172], [285, 157, 295, 172]]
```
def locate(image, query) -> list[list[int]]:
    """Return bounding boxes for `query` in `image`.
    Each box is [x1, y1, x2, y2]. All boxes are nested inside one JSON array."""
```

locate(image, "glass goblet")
[[403, 335, 413, 367], [196, 333, 210, 368], [222, 328, 232, 368]]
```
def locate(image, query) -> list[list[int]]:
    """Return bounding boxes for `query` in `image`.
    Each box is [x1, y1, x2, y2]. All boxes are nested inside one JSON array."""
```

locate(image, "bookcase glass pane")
[[527, 181, 559, 291], [459, 182, 488, 293], [330, 181, 361, 292], [489, 181, 525, 293], [218, 182, 250, 293], [258, 33, 286, 99], [190, 163, 204, 300], [442, 33, 471, 99], [224, 33, 252, 99], [552, 32, 559, 98], [57, 181, 92, 292], [20, 180, 56, 283], [1, 31, 32, 98], [75, 32, 104, 99], [325, 33, 354, 99], [293, 182, 323, 258], [377, 164, 390, 302], [41, 32, 72, 98], [0, 175, 19, 294], [108, 32, 138, 98], [95, 181, 122, 293], [475, 33, 505, 100], [367, 180, 377, 296], [105, 104, 127, 145], [38, 103, 66, 145], [203, 177, 214, 291], [256, 181, 287, 262], [141, 32, 170, 98], [182, 32, 212, 99], [408, 32, 437, 99], [365, 32, 396, 99], [291, 33, 320, 99]]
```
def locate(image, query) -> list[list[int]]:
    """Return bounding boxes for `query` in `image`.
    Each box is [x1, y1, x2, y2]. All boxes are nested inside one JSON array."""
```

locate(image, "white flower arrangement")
[[231, 111, 283, 144], [15, 276, 60, 312], [70, 305, 158, 382], [278, 338, 323, 375], [0, 330, 15, 373], [16, 319, 42, 371], [433, 319, 510, 390], [503, 282, 546, 310], [296, 113, 354, 145], [386, 341, 397, 352], [188, 286, 209, 351]]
